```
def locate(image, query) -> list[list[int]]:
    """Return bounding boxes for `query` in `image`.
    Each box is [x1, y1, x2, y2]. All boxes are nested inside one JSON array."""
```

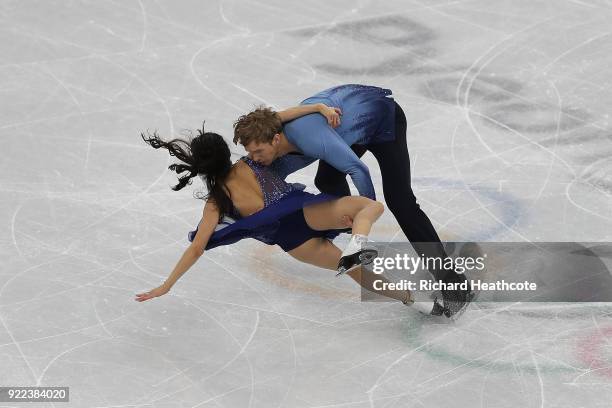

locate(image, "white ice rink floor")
[[2, 0, 612, 407]]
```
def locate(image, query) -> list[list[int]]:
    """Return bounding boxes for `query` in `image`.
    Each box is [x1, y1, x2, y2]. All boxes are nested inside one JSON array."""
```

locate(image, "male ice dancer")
[[232, 84, 471, 317]]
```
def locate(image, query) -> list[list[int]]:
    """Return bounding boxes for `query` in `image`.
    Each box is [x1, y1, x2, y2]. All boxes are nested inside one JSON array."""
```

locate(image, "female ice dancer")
[[134, 104, 424, 311]]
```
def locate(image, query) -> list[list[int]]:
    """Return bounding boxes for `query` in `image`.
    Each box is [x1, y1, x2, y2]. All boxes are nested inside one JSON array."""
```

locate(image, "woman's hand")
[[319, 104, 342, 128], [135, 284, 170, 302]]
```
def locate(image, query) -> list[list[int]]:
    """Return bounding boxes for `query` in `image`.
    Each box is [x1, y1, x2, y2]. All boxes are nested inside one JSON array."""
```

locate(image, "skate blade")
[[359, 248, 378, 265], [335, 263, 361, 277]]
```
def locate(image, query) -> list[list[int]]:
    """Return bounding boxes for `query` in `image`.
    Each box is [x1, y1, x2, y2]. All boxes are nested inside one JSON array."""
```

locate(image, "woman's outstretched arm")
[[135, 200, 220, 302], [276, 103, 342, 128]]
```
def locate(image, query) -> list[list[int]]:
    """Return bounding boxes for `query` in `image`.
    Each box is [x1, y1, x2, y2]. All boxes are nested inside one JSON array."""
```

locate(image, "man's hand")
[[319, 104, 342, 128], [340, 215, 353, 228]]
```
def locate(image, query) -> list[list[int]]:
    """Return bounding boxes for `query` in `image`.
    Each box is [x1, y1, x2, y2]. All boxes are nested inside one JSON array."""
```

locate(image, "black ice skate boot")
[[336, 234, 378, 276], [336, 246, 378, 276], [440, 273, 474, 319]]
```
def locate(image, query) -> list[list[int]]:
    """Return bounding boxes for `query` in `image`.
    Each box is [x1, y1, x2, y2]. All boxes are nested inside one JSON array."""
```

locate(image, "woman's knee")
[[345, 196, 384, 216], [370, 200, 385, 216]]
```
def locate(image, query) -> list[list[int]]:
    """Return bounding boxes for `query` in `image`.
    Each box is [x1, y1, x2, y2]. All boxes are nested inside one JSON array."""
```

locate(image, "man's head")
[[233, 106, 283, 166]]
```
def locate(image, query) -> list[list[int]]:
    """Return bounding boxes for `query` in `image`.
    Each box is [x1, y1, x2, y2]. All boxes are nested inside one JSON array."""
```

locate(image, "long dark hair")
[[141, 124, 233, 221]]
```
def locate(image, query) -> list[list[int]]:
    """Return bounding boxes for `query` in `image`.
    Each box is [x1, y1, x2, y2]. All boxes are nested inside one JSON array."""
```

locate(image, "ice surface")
[[1, 0, 612, 407]]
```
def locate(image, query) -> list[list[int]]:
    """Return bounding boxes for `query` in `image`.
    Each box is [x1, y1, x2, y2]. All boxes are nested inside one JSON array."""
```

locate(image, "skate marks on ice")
[[289, 13, 612, 220], [289, 14, 594, 135]]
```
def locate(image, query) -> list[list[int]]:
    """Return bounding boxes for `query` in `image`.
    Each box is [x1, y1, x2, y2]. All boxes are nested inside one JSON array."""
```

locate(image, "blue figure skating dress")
[[188, 156, 345, 252]]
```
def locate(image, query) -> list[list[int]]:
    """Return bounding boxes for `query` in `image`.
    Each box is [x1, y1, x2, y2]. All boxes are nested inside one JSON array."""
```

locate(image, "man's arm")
[[277, 103, 342, 128], [283, 114, 376, 200]]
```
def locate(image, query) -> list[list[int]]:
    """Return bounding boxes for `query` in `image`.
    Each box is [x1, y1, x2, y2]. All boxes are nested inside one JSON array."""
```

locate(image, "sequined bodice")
[[228, 156, 304, 219], [241, 156, 297, 205]]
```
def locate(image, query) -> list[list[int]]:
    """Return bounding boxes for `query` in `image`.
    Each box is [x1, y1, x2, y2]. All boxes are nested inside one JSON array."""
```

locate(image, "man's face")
[[244, 136, 280, 166]]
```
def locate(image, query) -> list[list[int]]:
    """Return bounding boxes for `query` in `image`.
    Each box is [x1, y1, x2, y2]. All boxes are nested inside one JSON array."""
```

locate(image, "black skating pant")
[[314, 101, 455, 282]]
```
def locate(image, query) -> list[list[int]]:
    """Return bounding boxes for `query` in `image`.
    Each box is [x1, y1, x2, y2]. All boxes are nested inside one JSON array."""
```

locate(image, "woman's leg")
[[303, 196, 384, 273], [303, 196, 384, 236], [287, 237, 411, 303]]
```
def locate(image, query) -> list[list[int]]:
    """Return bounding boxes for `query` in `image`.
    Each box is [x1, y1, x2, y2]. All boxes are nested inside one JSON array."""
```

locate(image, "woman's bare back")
[[222, 159, 266, 217]]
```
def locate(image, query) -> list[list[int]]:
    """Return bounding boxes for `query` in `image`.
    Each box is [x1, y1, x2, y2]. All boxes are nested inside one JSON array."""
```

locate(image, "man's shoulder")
[[282, 114, 329, 145]]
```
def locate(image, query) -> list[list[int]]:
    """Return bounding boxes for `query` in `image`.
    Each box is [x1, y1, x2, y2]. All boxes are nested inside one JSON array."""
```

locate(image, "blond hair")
[[233, 106, 282, 146]]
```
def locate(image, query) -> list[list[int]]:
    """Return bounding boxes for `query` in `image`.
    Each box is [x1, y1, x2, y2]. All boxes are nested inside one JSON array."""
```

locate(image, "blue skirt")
[[188, 190, 346, 252]]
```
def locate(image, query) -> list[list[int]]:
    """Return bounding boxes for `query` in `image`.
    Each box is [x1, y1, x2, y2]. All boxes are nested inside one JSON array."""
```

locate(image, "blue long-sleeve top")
[[272, 84, 396, 200]]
